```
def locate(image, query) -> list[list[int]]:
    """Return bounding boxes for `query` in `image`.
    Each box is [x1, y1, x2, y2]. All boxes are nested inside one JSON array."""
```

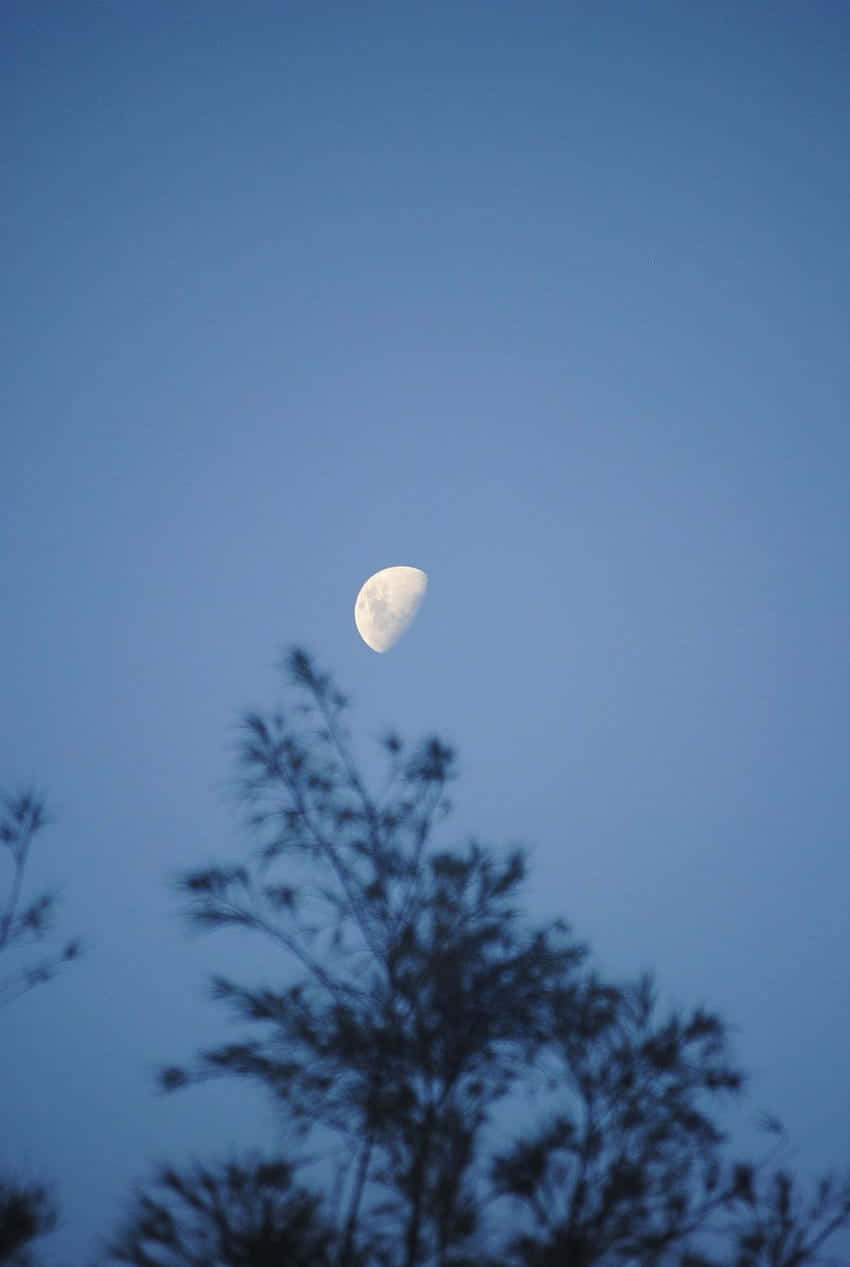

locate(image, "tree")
[[1, 788, 82, 1267], [490, 974, 744, 1265], [489, 994, 850, 1267], [106, 1156, 339, 1267], [0, 790, 80, 1006], [0, 1178, 57, 1267], [157, 649, 581, 1266], [687, 1164, 850, 1267], [134, 649, 849, 1267]]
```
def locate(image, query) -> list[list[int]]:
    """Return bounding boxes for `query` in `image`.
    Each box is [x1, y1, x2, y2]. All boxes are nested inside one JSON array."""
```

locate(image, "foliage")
[[0, 1177, 57, 1267], [159, 649, 582, 1265], [106, 1156, 338, 1267], [0, 790, 80, 1006], [687, 1165, 850, 1267], [490, 974, 744, 1265], [127, 648, 850, 1267], [1, 788, 81, 1267]]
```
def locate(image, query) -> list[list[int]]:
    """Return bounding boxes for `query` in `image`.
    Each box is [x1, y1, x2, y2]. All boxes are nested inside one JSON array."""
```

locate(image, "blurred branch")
[[0, 788, 81, 1006]]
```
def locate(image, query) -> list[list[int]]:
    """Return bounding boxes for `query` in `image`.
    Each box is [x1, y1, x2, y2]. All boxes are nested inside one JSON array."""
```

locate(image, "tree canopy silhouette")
[[0, 789, 80, 1006], [113, 649, 849, 1267], [0, 1177, 56, 1267], [107, 1156, 338, 1267], [1, 788, 80, 1267]]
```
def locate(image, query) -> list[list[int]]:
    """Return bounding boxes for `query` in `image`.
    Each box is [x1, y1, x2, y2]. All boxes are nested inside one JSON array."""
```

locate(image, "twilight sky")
[[2, 3, 849, 1262]]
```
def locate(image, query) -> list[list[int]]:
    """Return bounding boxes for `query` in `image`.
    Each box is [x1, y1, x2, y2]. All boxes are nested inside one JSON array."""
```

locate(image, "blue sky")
[[2, 3, 849, 1261]]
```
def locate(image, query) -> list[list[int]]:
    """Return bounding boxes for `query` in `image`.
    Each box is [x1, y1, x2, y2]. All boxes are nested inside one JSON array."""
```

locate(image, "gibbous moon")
[[354, 566, 428, 653]]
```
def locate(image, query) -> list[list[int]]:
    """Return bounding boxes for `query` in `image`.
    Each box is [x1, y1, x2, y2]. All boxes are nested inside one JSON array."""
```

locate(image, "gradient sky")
[[3, 4, 849, 1263]]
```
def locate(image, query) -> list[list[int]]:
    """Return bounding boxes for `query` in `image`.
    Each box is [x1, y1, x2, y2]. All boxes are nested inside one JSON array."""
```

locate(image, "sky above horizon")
[[2, 3, 850, 1262]]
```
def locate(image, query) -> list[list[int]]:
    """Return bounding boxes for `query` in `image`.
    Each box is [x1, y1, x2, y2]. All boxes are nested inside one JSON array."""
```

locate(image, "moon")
[[354, 566, 428, 653]]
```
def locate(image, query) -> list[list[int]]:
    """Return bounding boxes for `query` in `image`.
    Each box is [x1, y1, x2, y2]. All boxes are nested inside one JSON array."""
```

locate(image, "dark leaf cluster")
[[0, 789, 81, 1006], [106, 1156, 340, 1267], [0, 1176, 57, 1266]]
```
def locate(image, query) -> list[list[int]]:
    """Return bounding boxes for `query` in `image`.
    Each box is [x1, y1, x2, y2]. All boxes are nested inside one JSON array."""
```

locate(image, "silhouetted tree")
[[158, 650, 582, 1265], [145, 649, 850, 1267], [490, 973, 745, 1265], [489, 995, 850, 1266], [0, 790, 80, 1006], [1, 789, 80, 1267], [682, 1163, 850, 1267], [0, 1177, 57, 1267], [106, 1156, 338, 1267]]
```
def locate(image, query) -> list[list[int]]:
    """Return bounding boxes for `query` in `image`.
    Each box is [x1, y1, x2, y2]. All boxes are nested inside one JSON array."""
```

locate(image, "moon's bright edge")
[[354, 566, 428, 652]]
